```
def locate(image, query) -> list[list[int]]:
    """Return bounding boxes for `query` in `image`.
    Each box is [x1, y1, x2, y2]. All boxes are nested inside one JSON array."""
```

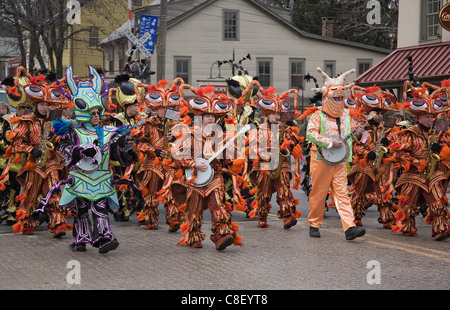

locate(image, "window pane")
[[224, 11, 237, 40], [291, 62, 302, 75], [290, 60, 304, 88], [176, 59, 189, 84], [259, 75, 270, 87], [291, 75, 303, 88], [258, 61, 271, 87], [89, 27, 98, 46], [325, 64, 334, 77]]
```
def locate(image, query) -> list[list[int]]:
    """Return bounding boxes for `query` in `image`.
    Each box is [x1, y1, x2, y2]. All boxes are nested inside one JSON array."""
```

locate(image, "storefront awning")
[[354, 42, 450, 87]]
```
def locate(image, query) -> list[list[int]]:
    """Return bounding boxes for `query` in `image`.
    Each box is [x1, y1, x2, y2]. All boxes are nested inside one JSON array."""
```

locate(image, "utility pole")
[[128, 0, 133, 51], [157, 0, 167, 80]]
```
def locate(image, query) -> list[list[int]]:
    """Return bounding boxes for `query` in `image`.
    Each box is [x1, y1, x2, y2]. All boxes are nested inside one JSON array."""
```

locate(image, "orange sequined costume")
[[166, 84, 243, 250], [348, 86, 399, 228], [245, 81, 303, 228], [390, 82, 450, 240], [134, 79, 185, 231], [1, 68, 71, 237]]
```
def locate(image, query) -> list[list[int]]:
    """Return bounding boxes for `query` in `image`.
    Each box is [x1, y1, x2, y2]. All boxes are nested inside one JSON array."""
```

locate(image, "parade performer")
[[245, 81, 303, 229], [48, 66, 138, 253], [107, 74, 147, 222], [218, 55, 259, 214], [0, 68, 35, 224], [0, 68, 71, 237], [133, 78, 185, 231], [390, 82, 450, 241], [167, 84, 243, 250], [348, 85, 399, 228], [0, 102, 17, 224], [303, 67, 366, 240]]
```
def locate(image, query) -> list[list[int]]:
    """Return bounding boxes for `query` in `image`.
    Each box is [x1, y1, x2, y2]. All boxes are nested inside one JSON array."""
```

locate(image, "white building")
[[101, 0, 390, 104]]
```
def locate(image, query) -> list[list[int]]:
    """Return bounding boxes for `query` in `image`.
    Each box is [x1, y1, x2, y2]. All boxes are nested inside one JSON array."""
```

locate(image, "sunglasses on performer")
[[90, 111, 100, 116]]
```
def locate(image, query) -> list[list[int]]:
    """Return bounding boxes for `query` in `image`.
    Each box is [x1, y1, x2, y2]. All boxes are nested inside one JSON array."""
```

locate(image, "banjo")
[[319, 111, 375, 165], [75, 119, 145, 173], [185, 124, 251, 187]]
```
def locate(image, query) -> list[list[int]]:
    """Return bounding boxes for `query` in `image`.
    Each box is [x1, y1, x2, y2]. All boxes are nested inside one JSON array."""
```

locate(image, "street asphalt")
[[0, 188, 448, 296]]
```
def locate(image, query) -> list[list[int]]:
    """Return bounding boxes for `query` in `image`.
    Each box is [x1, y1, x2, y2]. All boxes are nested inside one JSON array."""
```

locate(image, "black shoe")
[[114, 212, 129, 222], [309, 226, 320, 238], [69, 242, 86, 252], [168, 222, 181, 233], [99, 239, 119, 254], [283, 217, 297, 229], [345, 226, 366, 240]]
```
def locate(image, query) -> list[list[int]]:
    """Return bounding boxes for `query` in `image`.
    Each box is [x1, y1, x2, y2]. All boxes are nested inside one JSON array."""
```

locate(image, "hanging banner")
[[139, 15, 159, 55]]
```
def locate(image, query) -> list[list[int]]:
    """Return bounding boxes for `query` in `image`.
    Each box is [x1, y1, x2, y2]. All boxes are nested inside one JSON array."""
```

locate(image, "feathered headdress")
[[135, 78, 185, 111], [180, 83, 232, 117], [351, 85, 399, 113]]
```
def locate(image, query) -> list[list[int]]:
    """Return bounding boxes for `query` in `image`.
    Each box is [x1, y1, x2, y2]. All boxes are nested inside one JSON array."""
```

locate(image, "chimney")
[[321, 17, 334, 37]]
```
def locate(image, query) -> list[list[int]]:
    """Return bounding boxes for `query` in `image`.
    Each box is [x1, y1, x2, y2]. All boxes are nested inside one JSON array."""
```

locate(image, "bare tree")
[[0, 0, 130, 77], [288, 0, 398, 50]]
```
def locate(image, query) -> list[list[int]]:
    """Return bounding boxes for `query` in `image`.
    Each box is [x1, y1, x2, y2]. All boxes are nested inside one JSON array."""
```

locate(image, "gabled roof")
[[354, 42, 450, 86], [135, 0, 391, 54], [99, 22, 130, 45]]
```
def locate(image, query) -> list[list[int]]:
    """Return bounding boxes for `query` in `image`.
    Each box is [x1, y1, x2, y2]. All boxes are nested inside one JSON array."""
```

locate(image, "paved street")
[[0, 188, 449, 292]]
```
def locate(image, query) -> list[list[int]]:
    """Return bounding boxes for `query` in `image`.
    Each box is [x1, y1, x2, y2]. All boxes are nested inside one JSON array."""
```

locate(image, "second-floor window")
[[175, 57, 191, 84], [89, 27, 99, 46], [223, 10, 239, 41], [421, 0, 441, 41]]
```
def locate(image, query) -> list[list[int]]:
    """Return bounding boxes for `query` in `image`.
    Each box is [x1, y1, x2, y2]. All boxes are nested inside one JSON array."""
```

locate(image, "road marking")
[[365, 239, 450, 263], [326, 229, 450, 263], [368, 235, 450, 257], [0, 233, 15, 236]]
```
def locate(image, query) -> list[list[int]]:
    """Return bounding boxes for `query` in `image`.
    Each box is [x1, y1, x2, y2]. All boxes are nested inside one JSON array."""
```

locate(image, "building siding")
[[147, 0, 388, 98]]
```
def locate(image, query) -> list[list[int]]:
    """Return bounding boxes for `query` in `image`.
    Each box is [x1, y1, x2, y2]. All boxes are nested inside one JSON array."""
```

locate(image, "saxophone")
[[36, 121, 55, 168], [162, 119, 172, 160], [424, 130, 440, 180], [269, 122, 290, 180], [373, 126, 388, 169]]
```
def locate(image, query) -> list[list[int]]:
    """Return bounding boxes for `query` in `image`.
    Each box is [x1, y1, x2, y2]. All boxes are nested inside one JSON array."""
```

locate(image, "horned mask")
[[312, 67, 355, 118]]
